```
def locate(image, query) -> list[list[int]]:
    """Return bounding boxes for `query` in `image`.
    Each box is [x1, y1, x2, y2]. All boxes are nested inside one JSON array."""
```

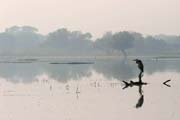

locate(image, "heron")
[[133, 59, 144, 73], [133, 59, 144, 82]]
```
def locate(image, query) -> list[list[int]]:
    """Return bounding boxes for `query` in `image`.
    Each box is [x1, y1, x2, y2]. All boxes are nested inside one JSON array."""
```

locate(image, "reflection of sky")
[[1, 57, 180, 83], [0, 57, 180, 120], [0, 71, 179, 120]]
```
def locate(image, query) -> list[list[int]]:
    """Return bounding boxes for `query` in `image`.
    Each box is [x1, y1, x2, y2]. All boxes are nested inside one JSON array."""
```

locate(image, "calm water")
[[0, 56, 179, 120]]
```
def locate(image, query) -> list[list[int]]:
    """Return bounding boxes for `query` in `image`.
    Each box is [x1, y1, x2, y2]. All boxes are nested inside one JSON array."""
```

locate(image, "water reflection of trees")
[[1, 58, 180, 83], [0, 63, 92, 83], [94, 59, 180, 81], [0, 63, 42, 83], [144, 60, 180, 74], [43, 64, 92, 82], [93, 58, 137, 80]]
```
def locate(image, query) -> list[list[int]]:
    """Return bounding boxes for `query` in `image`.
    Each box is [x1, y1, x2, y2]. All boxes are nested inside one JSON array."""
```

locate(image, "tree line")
[[0, 26, 179, 56]]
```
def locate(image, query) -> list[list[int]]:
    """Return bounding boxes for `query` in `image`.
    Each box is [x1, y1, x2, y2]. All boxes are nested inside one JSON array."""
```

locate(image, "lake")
[[0, 56, 179, 120]]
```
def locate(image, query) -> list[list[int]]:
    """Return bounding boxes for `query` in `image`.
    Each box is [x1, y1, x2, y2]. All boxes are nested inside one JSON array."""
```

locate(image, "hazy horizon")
[[1, 0, 180, 38], [1, 1, 180, 119]]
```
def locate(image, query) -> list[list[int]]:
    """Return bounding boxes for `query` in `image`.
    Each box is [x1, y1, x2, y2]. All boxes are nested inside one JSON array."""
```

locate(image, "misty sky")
[[1, 0, 180, 37]]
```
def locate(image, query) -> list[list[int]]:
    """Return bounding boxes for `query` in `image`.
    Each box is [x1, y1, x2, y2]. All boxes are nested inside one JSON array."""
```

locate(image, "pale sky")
[[0, 0, 180, 37]]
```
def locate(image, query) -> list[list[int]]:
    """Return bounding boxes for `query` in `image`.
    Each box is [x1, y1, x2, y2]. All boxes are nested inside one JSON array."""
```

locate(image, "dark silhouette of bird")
[[122, 59, 146, 109], [133, 59, 144, 73], [133, 59, 144, 82]]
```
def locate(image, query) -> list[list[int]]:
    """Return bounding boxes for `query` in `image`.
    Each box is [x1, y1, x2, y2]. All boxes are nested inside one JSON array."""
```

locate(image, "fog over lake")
[[0, 56, 179, 120], [1, 0, 180, 119]]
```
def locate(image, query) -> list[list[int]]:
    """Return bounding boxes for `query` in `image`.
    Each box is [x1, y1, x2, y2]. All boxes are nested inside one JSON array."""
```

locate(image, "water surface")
[[0, 56, 179, 120]]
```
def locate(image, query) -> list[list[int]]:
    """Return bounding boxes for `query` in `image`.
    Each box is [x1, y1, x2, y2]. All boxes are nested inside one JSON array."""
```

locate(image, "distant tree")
[[0, 26, 178, 56], [94, 32, 114, 54], [21, 26, 38, 33], [43, 28, 93, 55], [5, 26, 21, 33], [0, 26, 44, 55], [143, 36, 168, 54], [111, 31, 134, 56], [95, 31, 135, 56]]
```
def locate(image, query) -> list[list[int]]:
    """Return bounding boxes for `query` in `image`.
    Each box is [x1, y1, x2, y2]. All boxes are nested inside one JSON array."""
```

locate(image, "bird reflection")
[[136, 85, 144, 108], [122, 59, 147, 109], [123, 75, 146, 108]]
